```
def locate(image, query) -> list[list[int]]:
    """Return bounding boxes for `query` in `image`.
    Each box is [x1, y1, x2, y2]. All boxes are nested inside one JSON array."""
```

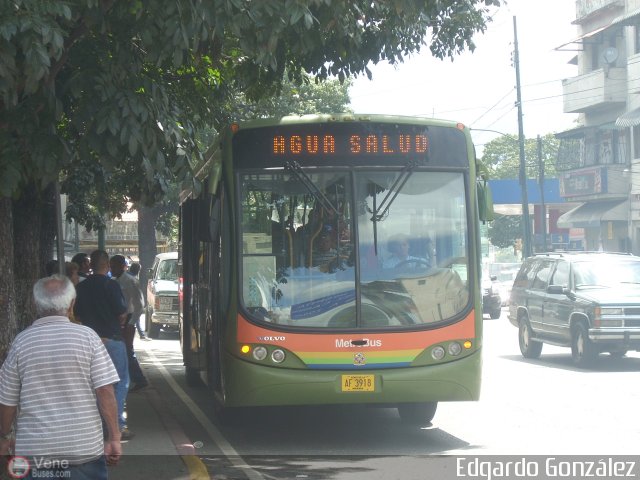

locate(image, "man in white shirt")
[[110, 255, 149, 393], [0, 275, 121, 478]]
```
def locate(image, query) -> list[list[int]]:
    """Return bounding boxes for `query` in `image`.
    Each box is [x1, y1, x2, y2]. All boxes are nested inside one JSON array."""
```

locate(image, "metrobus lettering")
[[335, 338, 382, 348]]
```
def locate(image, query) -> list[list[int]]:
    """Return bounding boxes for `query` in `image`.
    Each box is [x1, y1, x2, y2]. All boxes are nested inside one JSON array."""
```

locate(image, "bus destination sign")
[[272, 134, 429, 156], [232, 122, 468, 168]]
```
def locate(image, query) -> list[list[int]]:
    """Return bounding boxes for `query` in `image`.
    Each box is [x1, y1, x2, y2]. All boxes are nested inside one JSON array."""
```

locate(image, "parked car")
[[488, 262, 521, 307], [496, 269, 519, 306], [482, 272, 502, 319], [146, 252, 179, 338], [508, 252, 640, 367]]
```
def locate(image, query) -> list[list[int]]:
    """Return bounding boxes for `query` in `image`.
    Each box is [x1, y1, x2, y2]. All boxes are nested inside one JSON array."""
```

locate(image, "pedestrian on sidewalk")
[[71, 252, 91, 282], [74, 250, 133, 440], [110, 255, 149, 392], [128, 262, 150, 340], [0, 275, 122, 479]]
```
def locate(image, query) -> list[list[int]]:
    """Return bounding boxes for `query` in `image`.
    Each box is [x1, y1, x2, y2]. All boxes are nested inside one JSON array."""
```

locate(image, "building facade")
[[60, 196, 171, 259], [556, 0, 640, 252]]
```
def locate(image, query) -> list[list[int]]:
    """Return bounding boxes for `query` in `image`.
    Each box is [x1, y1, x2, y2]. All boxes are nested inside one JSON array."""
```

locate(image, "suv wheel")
[[490, 307, 501, 319], [518, 318, 542, 359], [609, 349, 627, 359], [571, 322, 597, 368]]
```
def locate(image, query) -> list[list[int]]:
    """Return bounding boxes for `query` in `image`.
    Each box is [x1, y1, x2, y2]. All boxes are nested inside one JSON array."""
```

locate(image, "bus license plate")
[[341, 375, 375, 392]]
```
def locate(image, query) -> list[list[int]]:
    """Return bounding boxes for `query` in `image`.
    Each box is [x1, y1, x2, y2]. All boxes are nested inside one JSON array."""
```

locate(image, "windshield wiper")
[[370, 161, 417, 222], [284, 161, 338, 215], [370, 161, 417, 255]]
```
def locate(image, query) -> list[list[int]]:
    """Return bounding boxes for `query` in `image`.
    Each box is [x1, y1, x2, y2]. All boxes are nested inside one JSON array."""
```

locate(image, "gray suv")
[[508, 252, 640, 367]]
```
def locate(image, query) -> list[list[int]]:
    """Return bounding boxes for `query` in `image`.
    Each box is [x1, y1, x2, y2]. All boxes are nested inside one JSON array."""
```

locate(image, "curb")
[[139, 358, 210, 479]]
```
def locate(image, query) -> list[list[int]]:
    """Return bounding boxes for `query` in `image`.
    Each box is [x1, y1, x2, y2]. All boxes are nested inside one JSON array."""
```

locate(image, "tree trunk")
[[0, 197, 17, 361], [40, 183, 57, 266], [13, 186, 42, 331], [137, 204, 161, 301]]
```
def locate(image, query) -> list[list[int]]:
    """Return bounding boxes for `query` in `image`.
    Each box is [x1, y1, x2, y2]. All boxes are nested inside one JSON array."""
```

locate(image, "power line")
[[471, 88, 515, 125]]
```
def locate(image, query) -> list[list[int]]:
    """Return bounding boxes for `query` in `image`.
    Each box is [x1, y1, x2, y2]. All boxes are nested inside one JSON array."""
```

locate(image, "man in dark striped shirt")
[[0, 275, 121, 479]]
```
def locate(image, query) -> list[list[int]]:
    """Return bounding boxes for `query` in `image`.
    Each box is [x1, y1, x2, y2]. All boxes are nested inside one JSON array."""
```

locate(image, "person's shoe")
[[129, 381, 149, 393], [120, 427, 135, 441], [140, 336, 152, 341]]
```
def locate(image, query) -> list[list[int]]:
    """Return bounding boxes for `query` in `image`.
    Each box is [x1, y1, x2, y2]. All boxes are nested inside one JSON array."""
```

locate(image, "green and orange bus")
[[179, 114, 492, 424]]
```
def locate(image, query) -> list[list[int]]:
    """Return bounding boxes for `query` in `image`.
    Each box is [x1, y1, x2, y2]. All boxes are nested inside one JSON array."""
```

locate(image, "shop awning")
[[612, 7, 640, 27], [557, 199, 628, 228], [615, 107, 640, 127], [555, 24, 610, 50]]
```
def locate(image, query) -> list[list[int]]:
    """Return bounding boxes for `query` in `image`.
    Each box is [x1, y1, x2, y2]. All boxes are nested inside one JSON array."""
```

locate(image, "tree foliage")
[[237, 73, 353, 119], [488, 213, 521, 249], [480, 133, 559, 180], [0, 0, 501, 345], [2, 0, 501, 206]]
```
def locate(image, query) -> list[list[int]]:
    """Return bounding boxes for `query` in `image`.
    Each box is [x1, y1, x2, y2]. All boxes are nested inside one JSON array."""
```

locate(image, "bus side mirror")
[[477, 180, 494, 223]]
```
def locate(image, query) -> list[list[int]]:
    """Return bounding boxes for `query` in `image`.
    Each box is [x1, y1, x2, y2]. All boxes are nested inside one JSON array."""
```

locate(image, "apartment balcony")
[[562, 67, 626, 113], [575, 0, 624, 23]]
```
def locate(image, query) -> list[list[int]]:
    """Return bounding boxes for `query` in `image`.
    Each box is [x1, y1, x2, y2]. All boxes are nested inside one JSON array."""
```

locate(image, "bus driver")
[[382, 234, 425, 270]]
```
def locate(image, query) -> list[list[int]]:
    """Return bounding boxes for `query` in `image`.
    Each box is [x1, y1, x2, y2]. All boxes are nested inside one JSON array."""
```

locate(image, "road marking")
[[144, 347, 265, 480]]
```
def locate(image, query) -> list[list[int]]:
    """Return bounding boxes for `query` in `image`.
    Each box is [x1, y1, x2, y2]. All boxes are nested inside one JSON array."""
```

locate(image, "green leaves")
[[480, 134, 559, 180], [2, 0, 500, 223]]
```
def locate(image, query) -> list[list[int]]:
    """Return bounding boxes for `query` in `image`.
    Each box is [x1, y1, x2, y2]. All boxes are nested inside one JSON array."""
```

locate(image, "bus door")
[[181, 195, 220, 380]]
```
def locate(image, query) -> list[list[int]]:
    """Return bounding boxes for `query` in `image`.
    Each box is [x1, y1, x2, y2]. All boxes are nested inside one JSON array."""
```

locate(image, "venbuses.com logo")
[[7, 456, 30, 479]]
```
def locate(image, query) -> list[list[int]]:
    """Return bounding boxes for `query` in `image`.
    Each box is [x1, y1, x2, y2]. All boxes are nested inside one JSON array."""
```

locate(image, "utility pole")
[[513, 16, 533, 258], [538, 135, 547, 252]]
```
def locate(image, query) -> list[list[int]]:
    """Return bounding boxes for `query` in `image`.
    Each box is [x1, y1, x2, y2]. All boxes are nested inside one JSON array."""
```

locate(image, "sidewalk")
[[112, 356, 208, 479]]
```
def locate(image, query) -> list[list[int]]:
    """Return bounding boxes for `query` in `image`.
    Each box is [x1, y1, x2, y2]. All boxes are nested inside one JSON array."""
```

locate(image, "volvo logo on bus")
[[257, 336, 286, 342]]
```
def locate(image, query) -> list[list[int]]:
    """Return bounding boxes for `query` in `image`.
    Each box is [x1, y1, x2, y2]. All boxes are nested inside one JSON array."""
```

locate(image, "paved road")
[[136, 310, 640, 479]]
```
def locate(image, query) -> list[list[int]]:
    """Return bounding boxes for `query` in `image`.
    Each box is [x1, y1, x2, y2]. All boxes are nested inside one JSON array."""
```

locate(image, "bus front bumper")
[[221, 349, 482, 408]]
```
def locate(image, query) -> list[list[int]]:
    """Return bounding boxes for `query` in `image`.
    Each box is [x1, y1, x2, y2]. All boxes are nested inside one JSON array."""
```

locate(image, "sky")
[[348, 0, 580, 151]]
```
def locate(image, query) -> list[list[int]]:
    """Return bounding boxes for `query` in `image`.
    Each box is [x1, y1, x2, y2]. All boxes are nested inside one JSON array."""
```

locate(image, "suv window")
[[550, 260, 569, 287], [531, 260, 554, 290], [157, 259, 178, 281], [513, 259, 537, 288]]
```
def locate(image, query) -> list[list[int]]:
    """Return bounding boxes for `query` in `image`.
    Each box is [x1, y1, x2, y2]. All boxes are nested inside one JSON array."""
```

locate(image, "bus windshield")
[[240, 169, 469, 330]]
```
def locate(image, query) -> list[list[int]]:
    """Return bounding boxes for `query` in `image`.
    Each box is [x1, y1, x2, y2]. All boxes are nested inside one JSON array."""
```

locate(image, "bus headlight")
[[431, 346, 445, 360], [448, 342, 462, 356], [271, 349, 286, 363], [252, 346, 268, 361]]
